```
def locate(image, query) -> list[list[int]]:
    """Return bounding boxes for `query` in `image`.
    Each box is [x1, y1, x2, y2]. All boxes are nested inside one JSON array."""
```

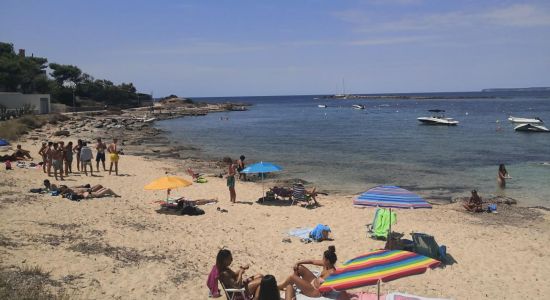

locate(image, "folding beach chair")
[[291, 183, 317, 207], [366, 208, 397, 240], [219, 279, 251, 300]]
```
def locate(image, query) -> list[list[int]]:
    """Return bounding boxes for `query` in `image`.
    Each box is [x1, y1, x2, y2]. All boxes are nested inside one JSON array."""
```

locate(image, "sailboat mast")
[[342, 78, 346, 96]]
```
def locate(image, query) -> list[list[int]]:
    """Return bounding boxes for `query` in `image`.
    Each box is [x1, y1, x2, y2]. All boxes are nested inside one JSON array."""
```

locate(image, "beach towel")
[[372, 209, 397, 239], [206, 265, 221, 297], [386, 292, 450, 300], [347, 292, 387, 300], [288, 227, 313, 239], [310, 224, 331, 242]]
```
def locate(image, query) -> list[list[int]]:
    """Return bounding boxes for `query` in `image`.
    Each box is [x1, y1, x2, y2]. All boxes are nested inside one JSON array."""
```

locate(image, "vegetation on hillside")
[[0, 42, 151, 107]]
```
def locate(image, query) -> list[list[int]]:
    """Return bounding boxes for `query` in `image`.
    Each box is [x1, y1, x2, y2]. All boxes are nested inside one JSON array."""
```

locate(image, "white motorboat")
[[508, 116, 544, 124], [417, 110, 459, 126], [514, 123, 550, 132], [318, 104, 328, 108], [352, 104, 365, 110]]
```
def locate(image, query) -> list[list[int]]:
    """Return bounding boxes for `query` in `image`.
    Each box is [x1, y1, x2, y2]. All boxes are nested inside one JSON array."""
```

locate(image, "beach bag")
[[68, 193, 83, 201], [29, 188, 42, 193], [412, 233, 446, 262], [181, 206, 205, 216]]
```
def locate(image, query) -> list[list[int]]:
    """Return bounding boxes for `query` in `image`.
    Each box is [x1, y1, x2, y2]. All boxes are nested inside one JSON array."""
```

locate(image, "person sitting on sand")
[[13, 144, 32, 160], [255, 274, 283, 300], [217, 249, 263, 297], [464, 190, 484, 212], [278, 246, 337, 298]]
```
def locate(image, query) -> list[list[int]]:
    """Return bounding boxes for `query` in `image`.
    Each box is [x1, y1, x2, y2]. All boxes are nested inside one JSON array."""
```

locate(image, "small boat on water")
[[514, 123, 550, 132], [417, 110, 459, 126], [508, 116, 544, 124], [352, 104, 365, 110], [318, 104, 328, 108]]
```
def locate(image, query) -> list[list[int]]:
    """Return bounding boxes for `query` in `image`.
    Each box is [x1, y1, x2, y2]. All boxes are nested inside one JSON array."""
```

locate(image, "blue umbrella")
[[240, 162, 283, 201], [240, 162, 283, 174], [0, 139, 9, 146]]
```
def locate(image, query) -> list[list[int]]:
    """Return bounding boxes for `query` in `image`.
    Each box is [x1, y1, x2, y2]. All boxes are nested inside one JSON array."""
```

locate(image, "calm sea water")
[[156, 92, 550, 206]]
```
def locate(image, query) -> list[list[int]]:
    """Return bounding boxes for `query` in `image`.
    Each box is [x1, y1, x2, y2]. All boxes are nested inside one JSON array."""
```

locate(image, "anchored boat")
[[417, 110, 459, 126]]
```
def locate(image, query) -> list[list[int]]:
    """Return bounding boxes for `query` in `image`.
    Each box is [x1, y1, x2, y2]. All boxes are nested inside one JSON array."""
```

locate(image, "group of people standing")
[[37, 137, 121, 180]]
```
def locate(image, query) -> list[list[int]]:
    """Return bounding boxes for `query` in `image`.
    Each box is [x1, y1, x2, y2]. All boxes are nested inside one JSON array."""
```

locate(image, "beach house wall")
[[0, 92, 51, 114]]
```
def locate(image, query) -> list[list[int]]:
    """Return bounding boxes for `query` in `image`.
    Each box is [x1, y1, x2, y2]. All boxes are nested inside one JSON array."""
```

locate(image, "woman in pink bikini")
[[278, 246, 337, 298]]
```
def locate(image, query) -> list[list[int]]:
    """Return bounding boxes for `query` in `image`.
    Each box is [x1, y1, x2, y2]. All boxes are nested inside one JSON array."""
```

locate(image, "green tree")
[[48, 63, 82, 86]]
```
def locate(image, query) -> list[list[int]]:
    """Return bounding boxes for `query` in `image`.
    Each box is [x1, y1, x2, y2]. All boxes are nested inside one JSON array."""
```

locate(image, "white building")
[[0, 92, 51, 114]]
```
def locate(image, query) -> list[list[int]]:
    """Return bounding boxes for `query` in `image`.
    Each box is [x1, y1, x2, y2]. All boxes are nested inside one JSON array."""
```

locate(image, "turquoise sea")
[[156, 92, 550, 206]]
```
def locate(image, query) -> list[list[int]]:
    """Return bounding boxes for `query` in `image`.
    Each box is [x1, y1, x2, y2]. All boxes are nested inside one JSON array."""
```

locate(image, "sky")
[[2, 0, 550, 97]]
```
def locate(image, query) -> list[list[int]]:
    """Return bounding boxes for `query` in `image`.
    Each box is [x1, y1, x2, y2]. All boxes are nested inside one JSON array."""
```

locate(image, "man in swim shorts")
[[51, 143, 64, 181], [108, 138, 120, 176], [95, 138, 107, 172]]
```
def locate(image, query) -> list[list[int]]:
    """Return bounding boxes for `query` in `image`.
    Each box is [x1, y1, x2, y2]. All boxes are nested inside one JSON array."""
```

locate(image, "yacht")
[[417, 110, 459, 126], [318, 104, 328, 108], [508, 116, 544, 124], [352, 104, 365, 110], [514, 123, 550, 132]]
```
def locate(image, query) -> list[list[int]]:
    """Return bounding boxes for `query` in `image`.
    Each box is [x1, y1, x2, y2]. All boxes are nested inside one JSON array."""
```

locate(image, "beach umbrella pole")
[[377, 280, 381, 300]]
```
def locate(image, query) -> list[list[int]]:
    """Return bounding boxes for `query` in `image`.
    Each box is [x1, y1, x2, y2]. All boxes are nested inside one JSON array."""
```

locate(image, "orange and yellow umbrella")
[[144, 176, 192, 191]]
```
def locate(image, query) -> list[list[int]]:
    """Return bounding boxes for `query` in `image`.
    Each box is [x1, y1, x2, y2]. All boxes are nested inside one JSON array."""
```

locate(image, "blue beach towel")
[[309, 224, 331, 242]]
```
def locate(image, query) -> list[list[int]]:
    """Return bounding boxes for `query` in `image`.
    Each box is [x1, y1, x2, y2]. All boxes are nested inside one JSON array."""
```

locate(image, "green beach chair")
[[367, 208, 397, 240]]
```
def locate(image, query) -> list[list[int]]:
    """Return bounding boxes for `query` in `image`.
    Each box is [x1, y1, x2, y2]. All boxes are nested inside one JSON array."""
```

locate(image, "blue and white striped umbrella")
[[354, 186, 432, 209]]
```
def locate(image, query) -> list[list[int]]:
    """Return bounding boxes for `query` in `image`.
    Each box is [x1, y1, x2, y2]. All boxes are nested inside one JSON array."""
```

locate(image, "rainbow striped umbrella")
[[354, 186, 431, 209], [319, 250, 440, 294]]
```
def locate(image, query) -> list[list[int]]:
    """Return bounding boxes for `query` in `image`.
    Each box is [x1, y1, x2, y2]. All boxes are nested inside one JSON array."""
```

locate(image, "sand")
[[1, 138, 550, 300]]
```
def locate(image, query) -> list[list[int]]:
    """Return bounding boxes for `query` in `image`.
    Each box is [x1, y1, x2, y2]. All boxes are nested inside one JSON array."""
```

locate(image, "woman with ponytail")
[[277, 246, 338, 298]]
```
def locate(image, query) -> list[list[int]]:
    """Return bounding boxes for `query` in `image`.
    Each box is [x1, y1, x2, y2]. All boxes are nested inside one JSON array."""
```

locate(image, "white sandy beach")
[[1, 137, 550, 299]]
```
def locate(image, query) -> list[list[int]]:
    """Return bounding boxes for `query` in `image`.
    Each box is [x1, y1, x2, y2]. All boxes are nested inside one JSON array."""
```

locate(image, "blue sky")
[[2, 0, 550, 97]]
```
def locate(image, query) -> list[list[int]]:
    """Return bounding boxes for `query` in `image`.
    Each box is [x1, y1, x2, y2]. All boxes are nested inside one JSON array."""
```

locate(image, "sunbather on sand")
[[13, 144, 32, 160], [278, 246, 338, 298], [464, 190, 483, 212], [54, 183, 120, 199], [217, 249, 263, 297]]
